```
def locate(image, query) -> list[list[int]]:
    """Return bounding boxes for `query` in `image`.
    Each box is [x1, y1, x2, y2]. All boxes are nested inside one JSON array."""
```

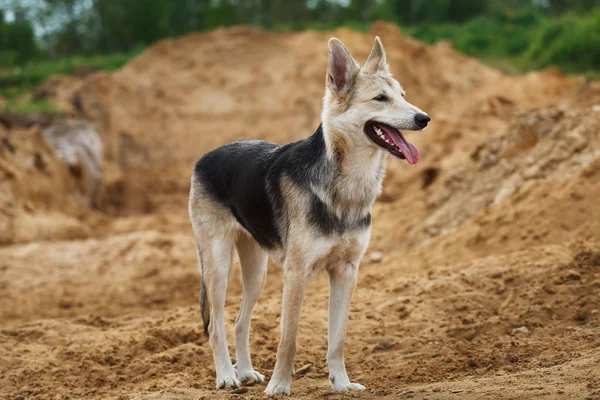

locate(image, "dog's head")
[[321, 37, 429, 165]]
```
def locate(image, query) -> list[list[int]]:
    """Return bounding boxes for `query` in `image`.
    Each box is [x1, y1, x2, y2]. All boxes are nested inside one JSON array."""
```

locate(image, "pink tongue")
[[380, 125, 420, 164]]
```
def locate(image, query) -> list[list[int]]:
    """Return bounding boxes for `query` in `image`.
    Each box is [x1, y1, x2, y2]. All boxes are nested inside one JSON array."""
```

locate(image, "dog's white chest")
[[267, 229, 369, 275]]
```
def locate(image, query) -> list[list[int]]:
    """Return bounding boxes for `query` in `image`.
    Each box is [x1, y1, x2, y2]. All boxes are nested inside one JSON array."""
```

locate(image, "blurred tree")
[[548, 0, 599, 13], [205, 0, 241, 29], [391, 0, 488, 24], [0, 0, 599, 73], [0, 8, 40, 65], [348, 0, 373, 23]]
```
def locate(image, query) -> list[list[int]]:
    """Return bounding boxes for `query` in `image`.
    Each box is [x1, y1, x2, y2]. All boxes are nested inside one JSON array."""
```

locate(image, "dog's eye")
[[373, 94, 388, 102]]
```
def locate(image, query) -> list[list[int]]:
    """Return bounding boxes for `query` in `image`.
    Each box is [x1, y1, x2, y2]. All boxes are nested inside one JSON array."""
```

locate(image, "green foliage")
[[0, 17, 40, 65], [526, 9, 600, 72], [89, 0, 206, 53], [547, 0, 600, 14], [386, 0, 488, 25], [406, 6, 600, 76], [205, 0, 240, 30]]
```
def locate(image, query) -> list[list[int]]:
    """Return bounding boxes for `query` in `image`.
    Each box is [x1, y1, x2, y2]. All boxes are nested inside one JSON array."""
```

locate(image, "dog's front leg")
[[265, 268, 307, 395], [327, 261, 365, 391]]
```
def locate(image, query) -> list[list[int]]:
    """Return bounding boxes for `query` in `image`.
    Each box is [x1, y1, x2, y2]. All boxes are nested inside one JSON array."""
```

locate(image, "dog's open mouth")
[[364, 121, 420, 164]]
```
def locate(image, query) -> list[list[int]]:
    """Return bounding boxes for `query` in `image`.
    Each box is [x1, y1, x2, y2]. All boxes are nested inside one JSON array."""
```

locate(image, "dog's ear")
[[327, 38, 359, 95], [363, 36, 388, 74]]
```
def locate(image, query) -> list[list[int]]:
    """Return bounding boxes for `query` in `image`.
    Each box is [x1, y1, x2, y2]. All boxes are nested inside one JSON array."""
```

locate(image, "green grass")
[[1, 99, 63, 115], [0, 48, 145, 100], [0, 48, 145, 116]]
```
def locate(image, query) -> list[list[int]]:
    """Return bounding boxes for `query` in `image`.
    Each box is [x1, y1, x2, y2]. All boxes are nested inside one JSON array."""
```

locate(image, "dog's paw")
[[264, 378, 292, 395], [237, 369, 265, 384], [335, 382, 365, 391], [216, 374, 241, 390], [330, 376, 365, 392]]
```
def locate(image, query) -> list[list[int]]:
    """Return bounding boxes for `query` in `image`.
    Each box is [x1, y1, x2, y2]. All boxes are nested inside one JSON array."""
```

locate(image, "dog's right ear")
[[363, 36, 388, 74], [327, 38, 359, 95]]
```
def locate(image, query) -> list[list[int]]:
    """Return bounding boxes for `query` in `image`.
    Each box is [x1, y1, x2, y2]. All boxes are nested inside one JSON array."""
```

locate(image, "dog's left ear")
[[327, 38, 360, 95], [363, 36, 388, 74]]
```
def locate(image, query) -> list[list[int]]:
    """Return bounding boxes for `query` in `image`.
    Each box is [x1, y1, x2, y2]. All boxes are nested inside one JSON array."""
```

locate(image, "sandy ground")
[[1, 22, 600, 399]]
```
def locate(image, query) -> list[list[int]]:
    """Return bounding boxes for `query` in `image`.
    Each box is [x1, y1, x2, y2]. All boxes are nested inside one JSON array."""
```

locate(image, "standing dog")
[[189, 36, 429, 395]]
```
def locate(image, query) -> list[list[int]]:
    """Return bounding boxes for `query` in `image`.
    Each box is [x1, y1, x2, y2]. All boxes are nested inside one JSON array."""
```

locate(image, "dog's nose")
[[414, 113, 431, 128]]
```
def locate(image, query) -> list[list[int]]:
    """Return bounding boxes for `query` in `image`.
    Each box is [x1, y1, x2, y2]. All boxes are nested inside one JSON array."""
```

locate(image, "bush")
[[407, 14, 538, 58], [526, 9, 600, 72], [406, 7, 600, 76], [0, 19, 40, 65]]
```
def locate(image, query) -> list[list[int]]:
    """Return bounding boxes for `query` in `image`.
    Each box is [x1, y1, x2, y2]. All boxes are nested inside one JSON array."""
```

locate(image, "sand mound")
[[417, 106, 600, 245], [1, 22, 599, 399], [34, 23, 585, 215], [0, 124, 93, 244]]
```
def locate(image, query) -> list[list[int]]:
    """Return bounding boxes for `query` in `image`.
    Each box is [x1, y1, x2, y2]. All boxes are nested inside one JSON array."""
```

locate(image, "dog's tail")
[[200, 278, 210, 337], [197, 244, 210, 337]]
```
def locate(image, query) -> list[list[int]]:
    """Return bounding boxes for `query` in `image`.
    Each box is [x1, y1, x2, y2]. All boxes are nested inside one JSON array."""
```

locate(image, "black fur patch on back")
[[194, 140, 282, 248]]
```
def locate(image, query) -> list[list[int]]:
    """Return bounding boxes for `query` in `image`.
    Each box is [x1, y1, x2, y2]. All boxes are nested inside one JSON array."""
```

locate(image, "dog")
[[189, 36, 429, 395]]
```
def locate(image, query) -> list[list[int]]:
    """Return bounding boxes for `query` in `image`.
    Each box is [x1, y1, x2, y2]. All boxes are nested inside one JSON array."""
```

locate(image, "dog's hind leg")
[[200, 234, 240, 389], [190, 192, 240, 389], [233, 233, 267, 384]]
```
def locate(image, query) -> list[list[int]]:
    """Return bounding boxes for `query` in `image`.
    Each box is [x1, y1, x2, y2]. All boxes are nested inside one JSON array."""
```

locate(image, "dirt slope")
[[1, 22, 600, 400]]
